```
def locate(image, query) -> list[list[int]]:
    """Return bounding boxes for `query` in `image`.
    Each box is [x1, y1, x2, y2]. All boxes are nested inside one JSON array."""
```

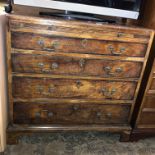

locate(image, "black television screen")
[[13, 0, 143, 19], [54, 0, 142, 11]]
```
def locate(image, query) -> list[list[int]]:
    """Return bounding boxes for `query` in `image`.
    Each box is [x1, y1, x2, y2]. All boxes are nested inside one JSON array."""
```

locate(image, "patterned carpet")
[[4, 132, 155, 155]]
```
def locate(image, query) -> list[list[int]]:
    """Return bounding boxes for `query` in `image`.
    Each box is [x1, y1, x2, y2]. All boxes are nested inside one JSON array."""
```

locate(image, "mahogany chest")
[[6, 14, 154, 143]]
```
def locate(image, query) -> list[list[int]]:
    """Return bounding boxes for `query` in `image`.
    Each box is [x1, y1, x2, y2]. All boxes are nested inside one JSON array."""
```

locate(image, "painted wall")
[[0, 13, 8, 152]]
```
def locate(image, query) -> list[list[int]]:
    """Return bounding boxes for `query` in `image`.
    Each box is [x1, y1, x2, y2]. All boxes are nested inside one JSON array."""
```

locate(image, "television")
[[13, 0, 143, 19]]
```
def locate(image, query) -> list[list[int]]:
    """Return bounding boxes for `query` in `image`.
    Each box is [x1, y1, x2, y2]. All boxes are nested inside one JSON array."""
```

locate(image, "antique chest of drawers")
[[6, 14, 154, 143]]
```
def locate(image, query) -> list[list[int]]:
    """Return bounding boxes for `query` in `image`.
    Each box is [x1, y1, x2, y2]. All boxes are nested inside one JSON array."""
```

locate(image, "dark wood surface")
[[140, 96, 155, 109], [128, 0, 155, 141], [133, 60, 155, 131], [13, 102, 130, 125], [130, 29, 155, 141], [9, 15, 152, 43], [12, 52, 143, 78], [130, 128, 155, 142], [138, 0, 155, 29], [6, 14, 154, 143], [131, 56, 155, 141], [12, 76, 137, 100], [11, 32, 148, 57]]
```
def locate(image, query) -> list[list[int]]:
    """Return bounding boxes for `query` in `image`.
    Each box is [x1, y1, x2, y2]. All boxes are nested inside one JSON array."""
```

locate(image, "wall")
[[0, 12, 8, 152], [139, 0, 155, 29]]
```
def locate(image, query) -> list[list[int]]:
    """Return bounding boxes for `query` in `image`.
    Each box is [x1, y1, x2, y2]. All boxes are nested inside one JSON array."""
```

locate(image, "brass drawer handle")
[[37, 40, 60, 51], [96, 112, 102, 119], [81, 39, 88, 48], [41, 69, 50, 73], [38, 63, 51, 73], [51, 62, 59, 70], [37, 110, 54, 118], [79, 59, 86, 68], [107, 113, 112, 119], [38, 40, 54, 51], [38, 40, 44, 46], [96, 112, 102, 118], [72, 105, 80, 111], [115, 67, 123, 73], [96, 112, 112, 119], [48, 112, 54, 118], [36, 85, 44, 94], [38, 62, 44, 68], [45, 40, 60, 51], [100, 88, 116, 98], [48, 86, 55, 93], [19, 23, 24, 28], [108, 45, 126, 55], [76, 80, 83, 89], [51, 40, 60, 48], [43, 47, 55, 51], [117, 32, 124, 38], [104, 66, 123, 76], [35, 112, 41, 118]]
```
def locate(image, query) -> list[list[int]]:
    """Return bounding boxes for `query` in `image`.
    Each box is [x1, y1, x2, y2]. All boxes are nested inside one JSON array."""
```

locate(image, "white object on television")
[[13, 0, 139, 19]]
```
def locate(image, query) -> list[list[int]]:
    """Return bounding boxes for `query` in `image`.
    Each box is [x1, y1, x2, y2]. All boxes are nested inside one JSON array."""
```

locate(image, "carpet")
[[3, 132, 155, 155]]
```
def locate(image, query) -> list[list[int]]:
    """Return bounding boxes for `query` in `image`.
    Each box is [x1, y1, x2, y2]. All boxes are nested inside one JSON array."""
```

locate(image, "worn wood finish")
[[12, 53, 143, 78], [128, 31, 155, 123], [139, 96, 155, 109], [149, 76, 155, 90], [12, 73, 139, 82], [130, 0, 155, 141], [138, 0, 155, 29], [131, 58, 155, 140], [13, 102, 130, 125], [6, 15, 13, 124], [13, 98, 133, 105], [11, 48, 145, 62], [12, 76, 137, 100], [8, 15, 152, 44], [11, 32, 148, 57], [136, 61, 155, 127], [138, 112, 155, 125], [6, 14, 154, 143]]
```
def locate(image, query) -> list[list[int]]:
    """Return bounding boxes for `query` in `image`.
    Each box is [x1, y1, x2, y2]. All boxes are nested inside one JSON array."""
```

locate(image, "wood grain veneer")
[[130, 0, 155, 141], [6, 14, 154, 143]]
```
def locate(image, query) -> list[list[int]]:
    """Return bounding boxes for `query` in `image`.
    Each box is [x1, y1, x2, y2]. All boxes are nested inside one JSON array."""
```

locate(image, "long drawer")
[[12, 53, 143, 78], [11, 32, 147, 57], [9, 17, 151, 44], [13, 102, 131, 125], [12, 76, 137, 100]]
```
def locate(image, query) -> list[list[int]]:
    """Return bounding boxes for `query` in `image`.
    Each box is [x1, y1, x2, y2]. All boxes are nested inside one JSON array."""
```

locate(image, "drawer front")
[[149, 77, 155, 90], [12, 77, 137, 100], [11, 32, 147, 57], [142, 96, 155, 109], [138, 112, 155, 125], [13, 102, 130, 125], [12, 53, 143, 78]]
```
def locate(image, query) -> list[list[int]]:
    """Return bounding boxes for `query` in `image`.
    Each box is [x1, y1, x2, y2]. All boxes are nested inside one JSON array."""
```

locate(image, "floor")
[[3, 132, 155, 155]]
